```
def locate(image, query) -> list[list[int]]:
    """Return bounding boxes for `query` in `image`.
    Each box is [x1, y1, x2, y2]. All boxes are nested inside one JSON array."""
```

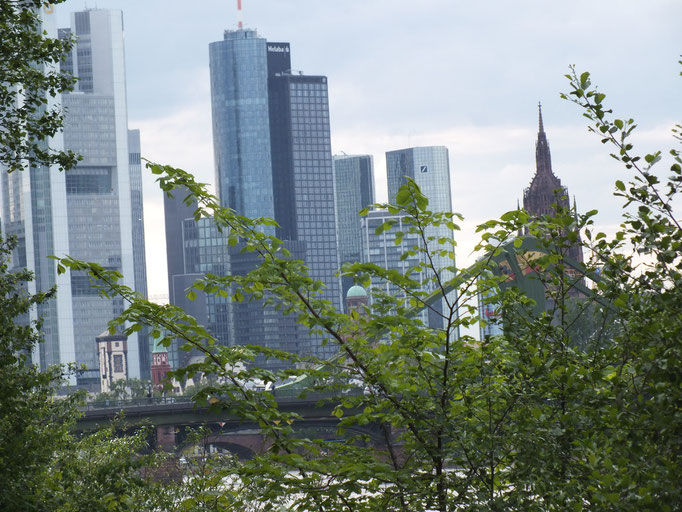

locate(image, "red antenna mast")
[[237, 0, 243, 29]]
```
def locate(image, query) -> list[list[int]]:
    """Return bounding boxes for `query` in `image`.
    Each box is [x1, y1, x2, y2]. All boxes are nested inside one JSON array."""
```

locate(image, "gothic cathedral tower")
[[522, 104, 584, 267]]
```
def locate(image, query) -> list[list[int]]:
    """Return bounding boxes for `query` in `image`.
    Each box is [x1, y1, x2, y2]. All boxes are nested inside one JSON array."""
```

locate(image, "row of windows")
[[290, 82, 326, 89], [66, 172, 112, 194], [291, 124, 330, 132], [291, 100, 328, 108]]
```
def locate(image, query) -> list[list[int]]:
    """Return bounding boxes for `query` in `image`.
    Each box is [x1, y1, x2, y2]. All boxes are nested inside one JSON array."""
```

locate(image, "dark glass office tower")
[[268, 72, 341, 359], [164, 188, 197, 303], [209, 29, 341, 365]]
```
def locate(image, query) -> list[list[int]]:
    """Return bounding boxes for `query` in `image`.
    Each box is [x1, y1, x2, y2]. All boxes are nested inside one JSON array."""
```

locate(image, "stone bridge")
[[77, 392, 383, 458]]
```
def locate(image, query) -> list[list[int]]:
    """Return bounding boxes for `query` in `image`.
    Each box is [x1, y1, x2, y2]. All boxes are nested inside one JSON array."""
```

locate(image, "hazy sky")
[[57, 0, 681, 300]]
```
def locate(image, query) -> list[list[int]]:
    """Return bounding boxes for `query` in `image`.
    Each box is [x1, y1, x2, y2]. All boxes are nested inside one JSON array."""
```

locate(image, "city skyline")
[[51, 1, 681, 301]]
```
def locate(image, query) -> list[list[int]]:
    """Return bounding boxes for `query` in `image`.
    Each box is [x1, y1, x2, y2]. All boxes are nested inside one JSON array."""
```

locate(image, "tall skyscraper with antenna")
[[208, 26, 340, 366]]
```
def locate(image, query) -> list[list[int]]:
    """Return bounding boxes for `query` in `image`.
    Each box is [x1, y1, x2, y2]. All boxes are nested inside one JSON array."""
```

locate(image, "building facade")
[[384, 146, 457, 331], [208, 28, 341, 365], [333, 154, 375, 302], [361, 210, 437, 327], [1, 8, 147, 389], [96, 331, 128, 393], [523, 105, 584, 268], [164, 188, 229, 368]]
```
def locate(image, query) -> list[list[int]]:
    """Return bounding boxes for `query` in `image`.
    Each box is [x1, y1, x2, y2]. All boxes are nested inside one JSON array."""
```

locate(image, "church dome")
[[346, 285, 367, 298]]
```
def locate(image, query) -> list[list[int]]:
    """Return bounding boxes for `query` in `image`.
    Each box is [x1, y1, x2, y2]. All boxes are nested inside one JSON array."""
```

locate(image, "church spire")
[[535, 102, 552, 176]]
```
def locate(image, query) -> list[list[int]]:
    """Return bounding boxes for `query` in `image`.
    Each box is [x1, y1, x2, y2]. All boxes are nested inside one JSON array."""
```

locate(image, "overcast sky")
[[57, 0, 681, 300]]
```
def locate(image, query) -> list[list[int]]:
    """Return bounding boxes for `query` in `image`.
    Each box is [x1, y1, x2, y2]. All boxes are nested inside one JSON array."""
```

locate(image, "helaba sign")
[[268, 45, 290, 53]]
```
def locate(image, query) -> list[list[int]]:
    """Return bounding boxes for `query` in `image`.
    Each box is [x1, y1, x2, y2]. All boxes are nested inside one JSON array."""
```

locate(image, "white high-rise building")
[[1, 8, 147, 389]]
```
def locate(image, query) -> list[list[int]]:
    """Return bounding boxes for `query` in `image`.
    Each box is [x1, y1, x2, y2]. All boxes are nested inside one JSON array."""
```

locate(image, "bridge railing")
[[81, 388, 365, 412], [81, 395, 194, 411]]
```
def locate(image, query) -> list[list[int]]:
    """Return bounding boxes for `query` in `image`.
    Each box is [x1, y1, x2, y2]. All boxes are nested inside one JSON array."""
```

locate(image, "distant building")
[[96, 331, 128, 393], [164, 187, 197, 310], [361, 210, 443, 328], [522, 104, 584, 293], [345, 285, 369, 312], [163, 188, 229, 368], [128, 129, 148, 301], [209, 28, 340, 366], [478, 105, 586, 339], [385, 146, 458, 333], [151, 340, 171, 391], [210, 29, 276, 227], [333, 154, 375, 303], [1, 8, 148, 390]]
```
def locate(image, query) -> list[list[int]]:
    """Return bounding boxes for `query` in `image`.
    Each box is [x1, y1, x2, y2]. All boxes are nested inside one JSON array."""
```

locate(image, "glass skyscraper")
[[209, 29, 275, 226], [384, 146, 458, 332], [164, 188, 231, 367], [1, 8, 148, 389], [333, 154, 375, 302], [1, 8, 74, 380], [361, 210, 437, 327], [209, 29, 341, 366]]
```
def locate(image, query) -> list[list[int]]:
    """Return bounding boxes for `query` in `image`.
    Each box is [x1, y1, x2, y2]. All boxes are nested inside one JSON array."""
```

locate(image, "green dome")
[[152, 339, 168, 354], [346, 285, 367, 298]]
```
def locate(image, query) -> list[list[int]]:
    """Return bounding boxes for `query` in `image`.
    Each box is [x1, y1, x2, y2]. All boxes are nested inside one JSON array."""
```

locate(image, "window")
[[113, 354, 123, 373]]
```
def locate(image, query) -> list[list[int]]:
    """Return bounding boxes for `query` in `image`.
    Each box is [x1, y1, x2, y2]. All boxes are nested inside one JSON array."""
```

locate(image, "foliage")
[[0, 235, 81, 511], [0, 0, 80, 173], [0, 235, 176, 511], [40, 425, 177, 512], [166, 428, 287, 512], [559, 65, 682, 509], [54, 66, 682, 511], [94, 378, 155, 402]]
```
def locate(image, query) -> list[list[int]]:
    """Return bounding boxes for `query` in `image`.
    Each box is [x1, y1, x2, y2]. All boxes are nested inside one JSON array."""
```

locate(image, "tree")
[[0, 0, 80, 173], [558, 65, 682, 509], [0, 234, 183, 510], [94, 378, 155, 402], [40, 425, 177, 512], [56, 65, 682, 510], [0, 235, 81, 511], [0, 4, 210, 510]]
